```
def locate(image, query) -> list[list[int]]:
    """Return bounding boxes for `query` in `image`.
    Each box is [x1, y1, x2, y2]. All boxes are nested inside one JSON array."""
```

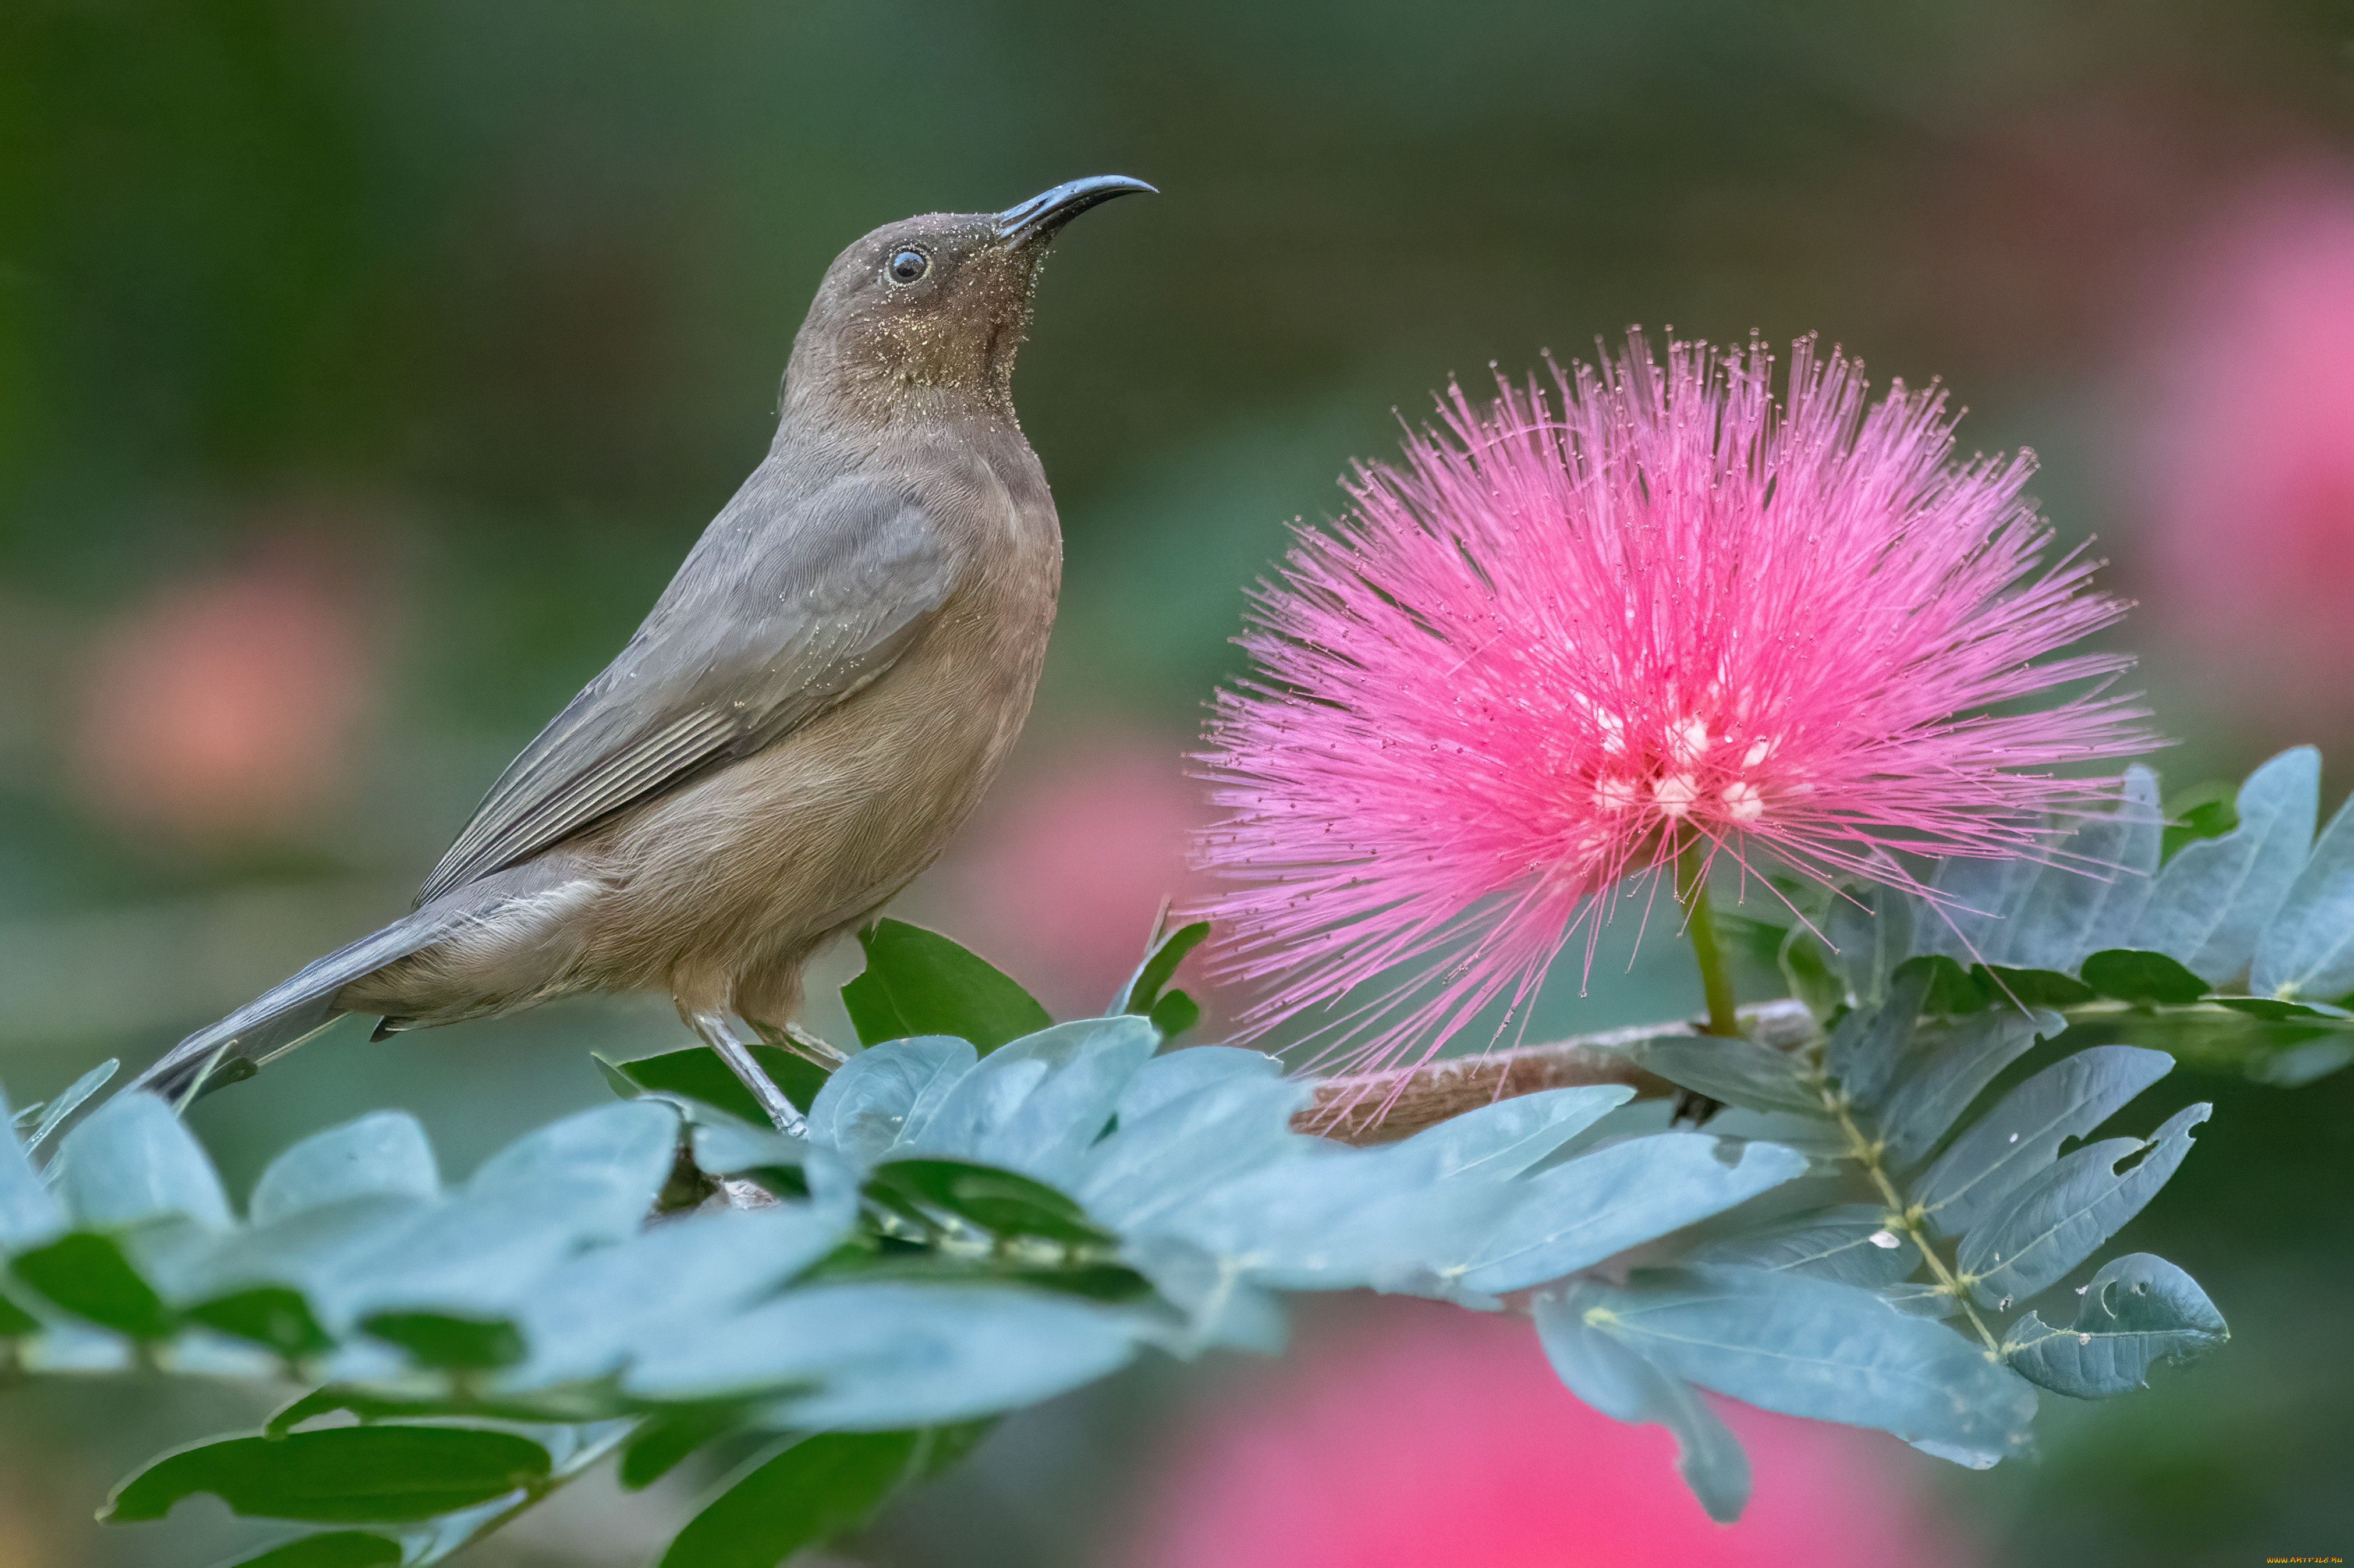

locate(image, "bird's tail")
[[125, 903, 468, 1107]]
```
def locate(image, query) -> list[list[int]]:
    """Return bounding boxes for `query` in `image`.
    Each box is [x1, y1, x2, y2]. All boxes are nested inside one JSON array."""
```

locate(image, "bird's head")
[[784, 175, 1154, 423]]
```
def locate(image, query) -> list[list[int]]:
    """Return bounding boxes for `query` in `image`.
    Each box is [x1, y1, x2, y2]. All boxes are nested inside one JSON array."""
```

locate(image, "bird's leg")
[[689, 1011, 807, 1137], [747, 1017, 849, 1067]]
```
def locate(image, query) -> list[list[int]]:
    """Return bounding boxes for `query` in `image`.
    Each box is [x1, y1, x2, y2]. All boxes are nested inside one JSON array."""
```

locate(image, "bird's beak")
[[995, 175, 1156, 247]]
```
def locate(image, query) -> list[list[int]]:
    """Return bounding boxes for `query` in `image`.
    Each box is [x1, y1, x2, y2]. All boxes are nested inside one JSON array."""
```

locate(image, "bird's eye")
[[885, 248, 931, 286]]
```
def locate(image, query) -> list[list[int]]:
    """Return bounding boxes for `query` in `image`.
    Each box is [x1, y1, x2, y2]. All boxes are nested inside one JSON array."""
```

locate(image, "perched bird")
[[127, 175, 1154, 1129]]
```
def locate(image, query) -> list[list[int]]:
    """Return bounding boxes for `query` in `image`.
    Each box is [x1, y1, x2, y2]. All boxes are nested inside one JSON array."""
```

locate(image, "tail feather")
[[126, 904, 469, 1106]]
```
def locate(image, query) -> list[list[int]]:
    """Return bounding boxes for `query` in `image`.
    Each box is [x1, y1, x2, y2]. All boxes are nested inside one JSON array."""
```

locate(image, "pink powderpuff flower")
[[1194, 333, 2150, 1074], [1115, 1297, 1980, 1568]]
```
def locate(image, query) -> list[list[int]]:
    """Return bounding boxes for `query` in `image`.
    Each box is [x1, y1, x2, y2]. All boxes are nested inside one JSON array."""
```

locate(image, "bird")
[[126, 175, 1155, 1130]]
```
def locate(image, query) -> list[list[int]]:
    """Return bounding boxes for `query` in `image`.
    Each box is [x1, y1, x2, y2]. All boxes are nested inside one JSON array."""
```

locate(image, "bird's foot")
[[747, 1017, 849, 1067], [689, 1011, 809, 1137]]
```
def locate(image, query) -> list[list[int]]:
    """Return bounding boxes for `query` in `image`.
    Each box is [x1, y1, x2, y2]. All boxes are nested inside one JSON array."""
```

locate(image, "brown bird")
[[127, 175, 1155, 1129]]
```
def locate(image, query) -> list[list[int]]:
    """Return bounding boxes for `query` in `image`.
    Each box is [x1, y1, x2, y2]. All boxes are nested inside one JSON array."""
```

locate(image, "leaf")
[[806, 1035, 978, 1166], [1533, 1290, 1749, 1522], [1690, 1203, 1921, 1288], [621, 1406, 747, 1491], [1077, 1074, 1310, 1233], [1976, 966, 2095, 1009], [1960, 1102, 2210, 1307], [2137, 752, 2318, 985], [865, 1159, 1114, 1248], [1147, 988, 1202, 1041], [186, 1287, 336, 1360], [1874, 1009, 2057, 1168], [361, 1311, 527, 1370], [54, 1091, 232, 1232], [624, 1283, 1138, 1428], [899, 1017, 1159, 1186], [1627, 1035, 1825, 1118], [611, 1045, 828, 1127], [1395, 1085, 1634, 1183], [2079, 949, 2208, 1006], [658, 1432, 921, 1568], [2002, 768, 2164, 971], [1823, 883, 1913, 1009], [0, 1286, 40, 1339], [10, 1232, 175, 1338], [0, 1090, 64, 1253], [2253, 778, 2354, 1001], [249, 1113, 440, 1226], [467, 1101, 680, 1237], [1778, 927, 1844, 1020], [1823, 963, 1934, 1110], [1566, 1264, 2039, 1459], [1912, 1046, 2175, 1237], [2247, 1040, 2354, 1087], [2160, 780, 2240, 863], [102, 1427, 551, 1523], [1116, 920, 1211, 1017], [841, 920, 1051, 1052], [23, 1058, 118, 1152], [2003, 1253, 2229, 1399], [1454, 1136, 1810, 1296], [1111, 1046, 1283, 1126], [231, 1532, 405, 1567]]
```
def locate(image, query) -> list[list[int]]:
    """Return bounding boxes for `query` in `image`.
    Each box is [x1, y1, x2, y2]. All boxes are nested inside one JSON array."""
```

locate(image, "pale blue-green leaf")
[[1875, 1010, 2057, 1168], [16, 1321, 133, 1372], [1995, 768, 2162, 971], [945, 1017, 1159, 1186], [1077, 1076, 1313, 1233], [1912, 1046, 2174, 1237], [1625, 1037, 1825, 1118], [691, 1123, 863, 1214], [24, 1059, 118, 1152], [2133, 748, 2318, 984], [1456, 1136, 1809, 1296], [625, 1282, 1137, 1427], [1534, 1290, 1749, 1522], [55, 1091, 232, 1232], [2252, 782, 2354, 1001], [1823, 965, 1932, 1111], [1121, 1234, 1291, 1356], [1915, 854, 2042, 967], [249, 1112, 439, 1225], [468, 1101, 680, 1240], [1570, 1264, 2038, 1458], [1160, 1138, 1520, 1294], [1113, 1046, 1281, 1126], [0, 1091, 64, 1251], [499, 1204, 853, 1389], [806, 1037, 975, 1165], [2003, 1253, 2229, 1398], [1824, 883, 1914, 1009], [2248, 1040, 2354, 1087], [1396, 1085, 1634, 1183], [1691, 1203, 1920, 1288], [1878, 1279, 1963, 1318], [1962, 1102, 2210, 1307], [170, 1193, 435, 1311]]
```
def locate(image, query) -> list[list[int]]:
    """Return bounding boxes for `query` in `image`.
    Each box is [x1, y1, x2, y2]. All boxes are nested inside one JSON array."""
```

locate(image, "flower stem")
[[1675, 842, 1742, 1038]]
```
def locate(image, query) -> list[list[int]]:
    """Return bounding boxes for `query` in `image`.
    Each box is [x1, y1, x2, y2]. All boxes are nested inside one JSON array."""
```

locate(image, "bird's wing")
[[416, 469, 955, 904]]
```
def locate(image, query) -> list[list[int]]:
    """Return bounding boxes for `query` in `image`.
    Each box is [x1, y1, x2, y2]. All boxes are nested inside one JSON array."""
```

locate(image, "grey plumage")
[[128, 176, 1153, 1111]]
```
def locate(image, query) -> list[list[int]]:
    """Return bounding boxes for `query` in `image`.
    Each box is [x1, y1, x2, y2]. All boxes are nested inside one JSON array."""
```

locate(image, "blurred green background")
[[3, 2, 2351, 1563]]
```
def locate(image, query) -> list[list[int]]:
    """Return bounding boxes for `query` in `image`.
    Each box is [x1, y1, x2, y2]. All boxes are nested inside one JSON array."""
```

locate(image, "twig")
[[1296, 998, 1817, 1144]]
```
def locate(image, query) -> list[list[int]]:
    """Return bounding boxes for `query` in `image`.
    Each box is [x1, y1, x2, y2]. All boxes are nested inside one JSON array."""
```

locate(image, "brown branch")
[[1295, 998, 1818, 1144]]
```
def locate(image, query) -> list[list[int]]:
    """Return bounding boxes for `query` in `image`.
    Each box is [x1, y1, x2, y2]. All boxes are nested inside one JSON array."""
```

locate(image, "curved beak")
[[995, 175, 1156, 247]]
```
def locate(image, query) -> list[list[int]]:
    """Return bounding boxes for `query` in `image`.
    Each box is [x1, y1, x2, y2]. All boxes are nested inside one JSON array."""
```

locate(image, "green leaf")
[[2253, 779, 2354, 1001], [658, 1431, 922, 1568], [1570, 1264, 2039, 1462], [1117, 919, 1211, 1016], [2139, 750, 2317, 982], [841, 920, 1051, 1053], [186, 1287, 335, 1360], [866, 1159, 1113, 1248], [1534, 1290, 1749, 1521], [10, 1232, 175, 1338], [1913, 1046, 2174, 1237], [102, 1427, 551, 1523], [1777, 927, 1844, 1019], [249, 1113, 439, 1225], [1960, 1102, 2210, 1307], [360, 1311, 527, 1370], [231, 1532, 404, 1567], [1147, 988, 1202, 1041], [616, 1044, 828, 1125], [1823, 883, 1913, 1009], [2080, 949, 2208, 1006], [1976, 966, 2095, 1009], [620, 1406, 747, 1492], [23, 1058, 118, 1152], [2160, 782, 2240, 863], [2004, 1253, 2230, 1399]]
